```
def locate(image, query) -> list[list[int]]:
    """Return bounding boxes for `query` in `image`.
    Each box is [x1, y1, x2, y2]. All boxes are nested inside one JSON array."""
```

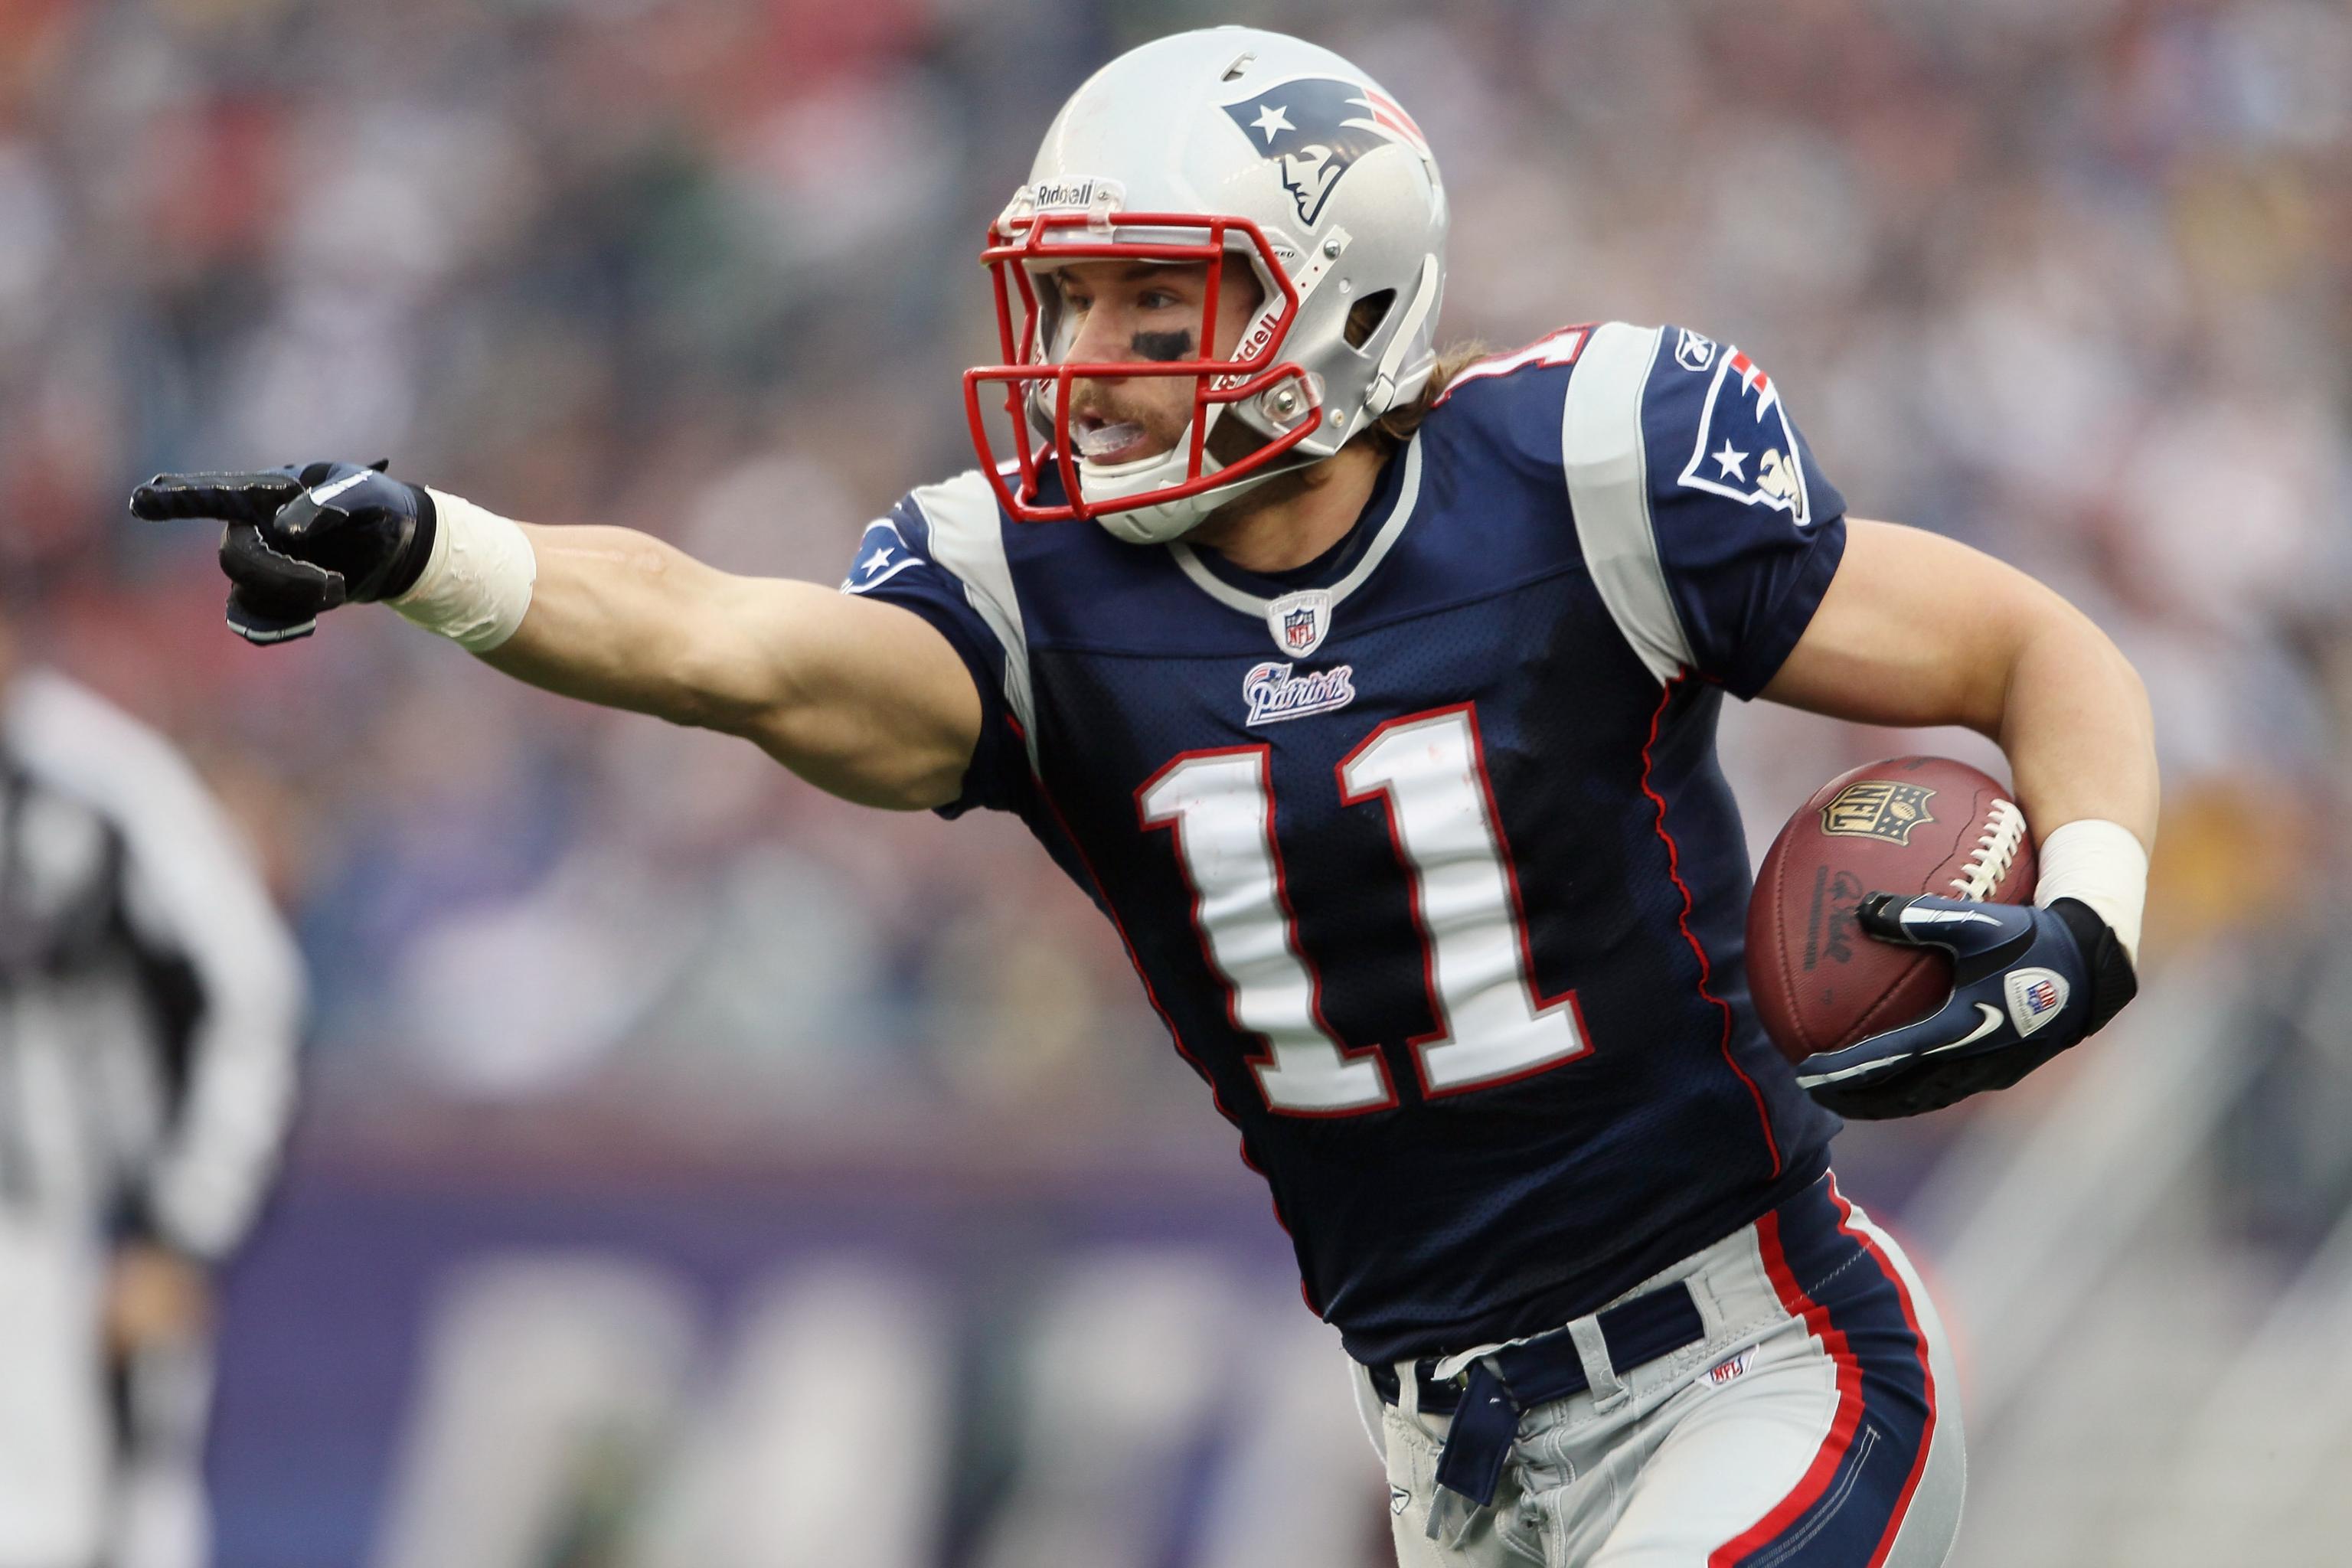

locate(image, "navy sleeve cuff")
[[1721, 513, 1847, 701]]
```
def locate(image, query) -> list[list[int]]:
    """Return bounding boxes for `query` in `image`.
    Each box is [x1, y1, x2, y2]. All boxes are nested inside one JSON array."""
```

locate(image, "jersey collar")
[[1166, 434, 1425, 628]]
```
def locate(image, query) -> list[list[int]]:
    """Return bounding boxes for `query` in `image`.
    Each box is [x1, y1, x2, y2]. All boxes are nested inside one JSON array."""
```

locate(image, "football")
[[1746, 756, 2037, 1064]]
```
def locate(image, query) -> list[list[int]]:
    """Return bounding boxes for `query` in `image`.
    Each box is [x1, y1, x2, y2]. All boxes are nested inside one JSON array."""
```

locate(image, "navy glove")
[[1793, 893, 2138, 1119], [129, 461, 436, 645]]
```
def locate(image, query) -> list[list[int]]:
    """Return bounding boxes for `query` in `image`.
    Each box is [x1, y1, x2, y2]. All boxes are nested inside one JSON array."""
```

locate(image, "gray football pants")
[[1357, 1177, 1965, 1567]]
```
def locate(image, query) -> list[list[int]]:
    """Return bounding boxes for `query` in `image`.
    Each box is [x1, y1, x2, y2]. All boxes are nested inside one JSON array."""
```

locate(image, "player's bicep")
[[1759, 518, 2062, 733], [832, 498, 1037, 818], [717, 579, 984, 811]]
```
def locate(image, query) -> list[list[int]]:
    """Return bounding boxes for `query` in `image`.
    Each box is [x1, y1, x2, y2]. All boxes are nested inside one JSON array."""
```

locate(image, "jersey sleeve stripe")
[[1561, 322, 1691, 687], [909, 471, 1040, 776]]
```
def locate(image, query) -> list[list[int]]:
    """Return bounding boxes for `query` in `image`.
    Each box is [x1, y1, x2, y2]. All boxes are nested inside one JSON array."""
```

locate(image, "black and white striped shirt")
[[0, 670, 302, 1261]]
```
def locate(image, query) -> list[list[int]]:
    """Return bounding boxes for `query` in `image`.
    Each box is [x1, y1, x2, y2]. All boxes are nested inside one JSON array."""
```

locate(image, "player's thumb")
[[1856, 892, 1930, 946], [1857, 892, 2031, 957]]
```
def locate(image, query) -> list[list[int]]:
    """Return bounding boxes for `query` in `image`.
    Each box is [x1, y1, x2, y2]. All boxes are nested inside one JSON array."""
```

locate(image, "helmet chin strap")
[[1077, 394, 1339, 545], [1089, 459, 1284, 544]]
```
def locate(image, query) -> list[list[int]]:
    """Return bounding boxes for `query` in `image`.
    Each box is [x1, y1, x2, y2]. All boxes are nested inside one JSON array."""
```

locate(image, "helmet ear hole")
[[1344, 289, 1397, 351]]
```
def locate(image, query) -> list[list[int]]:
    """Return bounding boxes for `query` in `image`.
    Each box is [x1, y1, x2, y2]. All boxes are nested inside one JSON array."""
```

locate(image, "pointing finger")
[[128, 471, 304, 525]]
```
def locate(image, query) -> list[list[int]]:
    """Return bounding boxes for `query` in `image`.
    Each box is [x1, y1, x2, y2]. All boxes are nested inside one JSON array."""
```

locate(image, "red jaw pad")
[[962, 210, 1322, 524]]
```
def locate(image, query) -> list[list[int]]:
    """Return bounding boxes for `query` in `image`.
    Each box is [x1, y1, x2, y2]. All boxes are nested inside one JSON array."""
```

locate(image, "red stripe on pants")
[[1708, 1207, 1865, 1565], [1828, 1178, 1939, 1568]]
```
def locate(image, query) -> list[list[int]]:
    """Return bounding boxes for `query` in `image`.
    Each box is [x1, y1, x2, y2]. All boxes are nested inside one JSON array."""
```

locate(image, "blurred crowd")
[[3, 0, 2347, 1137]]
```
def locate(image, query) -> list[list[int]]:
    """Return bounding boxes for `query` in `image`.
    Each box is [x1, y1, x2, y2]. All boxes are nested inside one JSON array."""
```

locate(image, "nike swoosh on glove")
[[129, 460, 435, 645], [1792, 893, 2138, 1120]]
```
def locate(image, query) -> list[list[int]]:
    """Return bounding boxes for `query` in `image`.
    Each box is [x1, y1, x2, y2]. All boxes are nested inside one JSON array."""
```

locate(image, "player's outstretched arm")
[[485, 523, 979, 808], [1759, 518, 2158, 1116], [130, 463, 982, 811]]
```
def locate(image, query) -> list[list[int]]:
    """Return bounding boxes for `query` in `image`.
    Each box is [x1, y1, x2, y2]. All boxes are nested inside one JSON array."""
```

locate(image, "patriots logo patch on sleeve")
[[1674, 346, 1814, 528], [841, 520, 923, 594], [1220, 77, 1430, 228]]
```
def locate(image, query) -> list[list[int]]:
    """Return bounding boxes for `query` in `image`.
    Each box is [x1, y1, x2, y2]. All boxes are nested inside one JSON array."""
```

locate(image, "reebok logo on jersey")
[[2005, 967, 2069, 1037], [1704, 1348, 1757, 1388], [1390, 1485, 1412, 1515], [1243, 661, 1356, 726]]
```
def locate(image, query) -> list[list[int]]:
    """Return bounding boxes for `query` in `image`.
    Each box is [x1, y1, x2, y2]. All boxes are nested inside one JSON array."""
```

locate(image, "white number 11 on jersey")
[[1138, 704, 1591, 1116]]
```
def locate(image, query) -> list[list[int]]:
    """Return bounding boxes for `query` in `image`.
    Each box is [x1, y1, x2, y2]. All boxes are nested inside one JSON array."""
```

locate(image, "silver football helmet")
[[964, 27, 1450, 544]]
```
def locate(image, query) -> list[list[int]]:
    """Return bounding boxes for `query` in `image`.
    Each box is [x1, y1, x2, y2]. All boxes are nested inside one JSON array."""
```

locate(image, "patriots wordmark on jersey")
[[844, 321, 1850, 1364]]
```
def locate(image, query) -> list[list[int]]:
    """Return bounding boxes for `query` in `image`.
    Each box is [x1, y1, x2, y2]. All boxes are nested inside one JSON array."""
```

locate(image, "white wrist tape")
[[2034, 818, 2149, 968], [392, 490, 537, 652]]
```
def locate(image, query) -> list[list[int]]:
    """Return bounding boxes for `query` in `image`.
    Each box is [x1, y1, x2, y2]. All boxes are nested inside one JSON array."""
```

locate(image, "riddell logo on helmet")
[[1221, 77, 1429, 228], [1211, 312, 1288, 391], [1029, 179, 1100, 211]]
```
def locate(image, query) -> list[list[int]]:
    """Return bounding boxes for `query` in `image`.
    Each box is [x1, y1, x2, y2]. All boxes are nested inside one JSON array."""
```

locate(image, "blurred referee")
[[0, 606, 302, 1568]]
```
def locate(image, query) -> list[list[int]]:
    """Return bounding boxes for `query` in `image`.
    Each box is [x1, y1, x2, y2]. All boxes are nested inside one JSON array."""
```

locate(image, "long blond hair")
[[1371, 340, 1491, 445]]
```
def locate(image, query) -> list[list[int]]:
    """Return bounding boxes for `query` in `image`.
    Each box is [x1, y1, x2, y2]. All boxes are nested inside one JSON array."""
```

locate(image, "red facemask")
[[962, 211, 1321, 524]]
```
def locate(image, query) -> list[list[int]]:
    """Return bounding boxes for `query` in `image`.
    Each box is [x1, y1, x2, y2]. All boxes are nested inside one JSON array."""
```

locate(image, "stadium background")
[[5, 0, 2350, 1562]]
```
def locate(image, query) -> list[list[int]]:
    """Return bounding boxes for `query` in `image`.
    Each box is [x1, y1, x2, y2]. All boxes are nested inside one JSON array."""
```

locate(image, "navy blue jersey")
[[844, 321, 1847, 1364]]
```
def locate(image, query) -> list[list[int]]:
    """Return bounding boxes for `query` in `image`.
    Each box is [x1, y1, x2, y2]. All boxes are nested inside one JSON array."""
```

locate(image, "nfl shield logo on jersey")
[[1264, 588, 1333, 658], [1676, 347, 1815, 527]]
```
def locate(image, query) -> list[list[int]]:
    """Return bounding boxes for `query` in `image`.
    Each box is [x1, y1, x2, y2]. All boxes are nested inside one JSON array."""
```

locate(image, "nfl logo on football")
[[1819, 780, 1937, 846]]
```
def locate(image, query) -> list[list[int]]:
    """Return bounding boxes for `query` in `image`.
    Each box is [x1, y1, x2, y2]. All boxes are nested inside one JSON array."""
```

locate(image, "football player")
[[132, 28, 2154, 1566]]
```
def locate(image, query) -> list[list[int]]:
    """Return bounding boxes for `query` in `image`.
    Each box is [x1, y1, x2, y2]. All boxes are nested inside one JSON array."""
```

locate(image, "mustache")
[[1064, 387, 1171, 429]]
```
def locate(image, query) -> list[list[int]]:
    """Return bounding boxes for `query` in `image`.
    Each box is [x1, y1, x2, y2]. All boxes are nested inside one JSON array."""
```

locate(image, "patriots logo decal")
[[1222, 77, 1430, 228], [841, 520, 920, 594], [1676, 346, 1815, 527]]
